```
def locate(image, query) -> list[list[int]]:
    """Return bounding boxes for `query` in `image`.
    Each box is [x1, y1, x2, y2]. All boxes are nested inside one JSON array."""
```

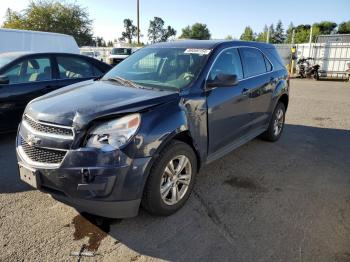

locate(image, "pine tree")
[[274, 20, 285, 44]]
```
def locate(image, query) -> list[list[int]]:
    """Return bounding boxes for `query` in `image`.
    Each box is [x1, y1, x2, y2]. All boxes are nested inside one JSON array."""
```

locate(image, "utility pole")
[[308, 26, 313, 57], [291, 29, 296, 76], [137, 0, 140, 45], [266, 27, 270, 43]]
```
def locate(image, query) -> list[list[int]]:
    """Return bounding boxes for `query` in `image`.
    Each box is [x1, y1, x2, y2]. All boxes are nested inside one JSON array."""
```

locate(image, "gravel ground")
[[0, 79, 349, 262]]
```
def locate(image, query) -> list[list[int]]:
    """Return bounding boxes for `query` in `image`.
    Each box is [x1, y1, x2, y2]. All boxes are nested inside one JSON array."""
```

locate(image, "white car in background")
[[80, 50, 103, 62], [108, 47, 135, 66]]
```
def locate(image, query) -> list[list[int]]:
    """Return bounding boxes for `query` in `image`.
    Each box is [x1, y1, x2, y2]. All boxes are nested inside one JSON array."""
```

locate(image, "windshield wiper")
[[105, 76, 151, 90]]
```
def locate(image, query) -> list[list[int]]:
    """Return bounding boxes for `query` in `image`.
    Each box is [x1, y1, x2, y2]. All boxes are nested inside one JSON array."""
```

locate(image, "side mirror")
[[206, 74, 239, 89], [0, 76, 9, 85]]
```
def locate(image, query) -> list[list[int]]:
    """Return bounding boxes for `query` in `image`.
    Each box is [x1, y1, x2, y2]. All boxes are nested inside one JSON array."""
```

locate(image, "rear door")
[[0, 55, 56, 131], [239, 47, 274, 131]]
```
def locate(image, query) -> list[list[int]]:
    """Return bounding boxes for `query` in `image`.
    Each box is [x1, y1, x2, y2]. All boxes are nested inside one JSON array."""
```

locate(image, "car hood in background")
[[25, 80, 179, 128]]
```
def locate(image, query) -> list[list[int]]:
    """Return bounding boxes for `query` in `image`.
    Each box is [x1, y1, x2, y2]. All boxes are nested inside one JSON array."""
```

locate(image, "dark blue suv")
[[16, 40, 289, 218]]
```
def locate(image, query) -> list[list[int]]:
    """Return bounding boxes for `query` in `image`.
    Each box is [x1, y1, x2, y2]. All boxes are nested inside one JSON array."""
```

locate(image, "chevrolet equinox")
[[16, 40, 289, 218]]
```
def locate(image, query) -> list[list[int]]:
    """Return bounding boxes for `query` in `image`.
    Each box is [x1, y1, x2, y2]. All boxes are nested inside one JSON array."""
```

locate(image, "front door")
[[206, 48, 252, 155]]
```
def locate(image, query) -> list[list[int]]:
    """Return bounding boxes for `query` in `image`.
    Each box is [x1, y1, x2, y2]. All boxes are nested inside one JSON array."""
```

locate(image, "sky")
[[0, 0, 349, 42]]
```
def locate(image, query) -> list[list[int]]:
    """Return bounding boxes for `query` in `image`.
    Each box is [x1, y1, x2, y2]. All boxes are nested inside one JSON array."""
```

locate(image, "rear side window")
[[264, 48, 285, 70], [240, 48, 267, 78], [209, 48, 243, 81], [57, 56, 100, 79]]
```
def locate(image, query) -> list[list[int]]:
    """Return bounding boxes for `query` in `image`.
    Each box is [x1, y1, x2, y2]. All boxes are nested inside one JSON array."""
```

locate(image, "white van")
[[0, 28, 79, 54]]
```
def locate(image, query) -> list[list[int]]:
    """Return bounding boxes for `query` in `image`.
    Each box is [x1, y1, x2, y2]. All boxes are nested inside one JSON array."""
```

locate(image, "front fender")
[[130, 99, 189, 158], [125, 93, 208, 164]]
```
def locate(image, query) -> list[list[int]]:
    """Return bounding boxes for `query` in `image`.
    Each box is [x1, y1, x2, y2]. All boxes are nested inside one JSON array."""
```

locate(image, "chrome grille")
[[20, 137, 66, 164], [24, 115, 73, 137]]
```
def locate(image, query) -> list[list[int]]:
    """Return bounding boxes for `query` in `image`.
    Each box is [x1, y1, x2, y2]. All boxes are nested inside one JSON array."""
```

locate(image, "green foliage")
[[338, 21, 350, 34], [180, 23, 211, 40], [272, 20, 285, 43], [225, 35, 233, 40], [119, 19, 138, 44], [256, 25, 268, 42], [2, 0, 93, 46], [285, 22, 294, 44], [107, 40, 114, 47], [314, 21, 337, 35], [240, 26, 255, 41], [148, 17, 176, 43], [93, 37, 106, 47]]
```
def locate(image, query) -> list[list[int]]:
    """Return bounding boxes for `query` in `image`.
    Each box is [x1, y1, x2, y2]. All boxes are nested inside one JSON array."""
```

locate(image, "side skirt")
[[205, 127, 266, 164]]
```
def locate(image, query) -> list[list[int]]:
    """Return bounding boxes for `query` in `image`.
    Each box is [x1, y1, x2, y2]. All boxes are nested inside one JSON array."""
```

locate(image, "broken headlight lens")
[[86, 114, 141, 149]]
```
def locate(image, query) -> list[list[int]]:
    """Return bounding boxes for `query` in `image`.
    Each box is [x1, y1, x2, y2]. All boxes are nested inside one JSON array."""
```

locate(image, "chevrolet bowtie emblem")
[[27, 134, 41, 146]]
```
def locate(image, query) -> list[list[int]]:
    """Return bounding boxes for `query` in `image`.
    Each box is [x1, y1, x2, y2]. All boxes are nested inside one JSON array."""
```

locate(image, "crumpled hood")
[[25, 80, 179, 129]]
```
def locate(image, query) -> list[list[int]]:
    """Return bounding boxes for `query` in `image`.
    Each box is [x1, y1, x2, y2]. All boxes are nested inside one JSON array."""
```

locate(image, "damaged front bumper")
[[16, 122, 152, 218]]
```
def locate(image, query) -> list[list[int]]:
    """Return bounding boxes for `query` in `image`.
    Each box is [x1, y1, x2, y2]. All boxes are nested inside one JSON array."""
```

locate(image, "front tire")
[[142, 140, 197, 216], [260, 102, 286, 142]]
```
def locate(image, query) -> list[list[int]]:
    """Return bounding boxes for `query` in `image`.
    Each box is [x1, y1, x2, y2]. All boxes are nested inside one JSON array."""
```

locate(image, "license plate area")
[[19, 164, 39, 189]]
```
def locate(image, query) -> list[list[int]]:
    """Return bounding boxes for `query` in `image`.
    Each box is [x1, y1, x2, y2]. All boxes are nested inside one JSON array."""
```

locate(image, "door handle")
[[241, 88, 250, 95]]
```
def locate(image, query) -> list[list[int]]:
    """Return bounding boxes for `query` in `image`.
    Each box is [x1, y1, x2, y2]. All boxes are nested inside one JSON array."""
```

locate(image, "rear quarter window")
[[264, 48, 286, 71]]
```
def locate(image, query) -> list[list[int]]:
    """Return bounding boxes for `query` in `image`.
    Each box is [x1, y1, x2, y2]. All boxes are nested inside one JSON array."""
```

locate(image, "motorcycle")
[[297, 57, 320, 80]]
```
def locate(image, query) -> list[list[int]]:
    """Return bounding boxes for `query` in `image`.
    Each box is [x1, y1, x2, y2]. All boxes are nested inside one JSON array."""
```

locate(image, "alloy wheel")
[[160, 155, 192, 206], [273, 108, 284, 136]]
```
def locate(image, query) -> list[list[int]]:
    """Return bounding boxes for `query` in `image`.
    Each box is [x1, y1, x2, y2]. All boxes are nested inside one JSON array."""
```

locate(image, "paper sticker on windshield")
[[184, 48, 211, 55]]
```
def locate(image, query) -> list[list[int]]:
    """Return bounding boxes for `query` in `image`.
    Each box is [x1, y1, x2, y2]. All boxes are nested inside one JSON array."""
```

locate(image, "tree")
[[240, 26, 255, 41], [148, 17, 176, 43], [338, 21, 350, 34], [162, 25, 177, 42], [256, 25, 268, 42], [180, 23, 211, 40], [119, 19, 137, 43], [273, 20, 285, 44], [225, 35, 233, 40], [107, 40, 114, 47], [93, 36, 106, 47], [267, 24, 275, 43], [285, 22, 294, 43], [314, 21, 337, 35], [2, 1, 94, 46], [294, 24, 311, 43]]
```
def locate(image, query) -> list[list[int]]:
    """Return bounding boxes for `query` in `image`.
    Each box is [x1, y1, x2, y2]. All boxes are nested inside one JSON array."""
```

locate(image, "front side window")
[[2, 57, 52, 84], [208, 48, 243, 81], [103, 47, 211, 90], [240, 48, 267, 78], [57, 56, 99, 79]]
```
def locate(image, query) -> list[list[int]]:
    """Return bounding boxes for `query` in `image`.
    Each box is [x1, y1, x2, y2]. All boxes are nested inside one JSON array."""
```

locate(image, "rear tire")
[[142, 140, 197, 216], [260, 102, 286, 142]]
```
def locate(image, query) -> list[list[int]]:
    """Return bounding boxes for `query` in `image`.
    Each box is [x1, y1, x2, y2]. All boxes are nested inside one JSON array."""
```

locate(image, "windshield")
[[111, 48, 132, 55], [0, 54, 19, 68], [103, 47, 211, 90]]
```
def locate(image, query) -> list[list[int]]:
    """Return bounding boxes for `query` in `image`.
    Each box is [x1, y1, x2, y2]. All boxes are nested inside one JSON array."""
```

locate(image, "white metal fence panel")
[[275, 43, 350, 78]]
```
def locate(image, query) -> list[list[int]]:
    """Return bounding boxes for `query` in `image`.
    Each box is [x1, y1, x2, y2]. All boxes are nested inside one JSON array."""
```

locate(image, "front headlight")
[[86, 114, 141, 150]]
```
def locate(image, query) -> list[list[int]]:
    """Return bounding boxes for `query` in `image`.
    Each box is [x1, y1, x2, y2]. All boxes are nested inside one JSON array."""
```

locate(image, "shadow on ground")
[[70, 124, 350, 261]]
